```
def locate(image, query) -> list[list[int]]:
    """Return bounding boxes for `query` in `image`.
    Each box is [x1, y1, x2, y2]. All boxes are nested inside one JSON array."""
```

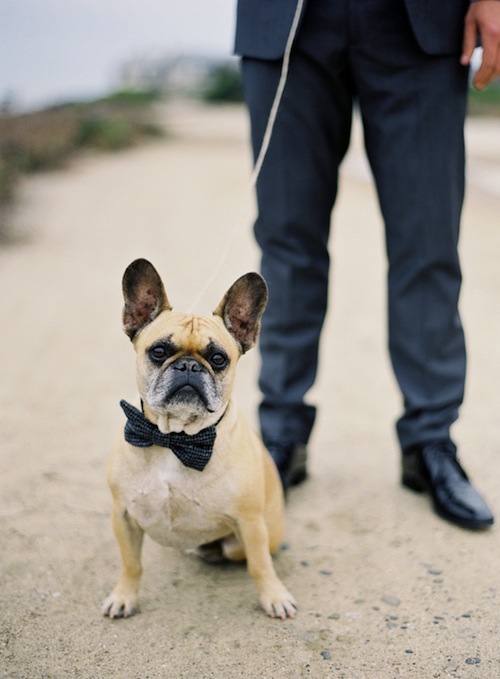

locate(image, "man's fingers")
[[461, 13, 478, 65], [473, 37, 500, 89], [464, 2, 500, 89]]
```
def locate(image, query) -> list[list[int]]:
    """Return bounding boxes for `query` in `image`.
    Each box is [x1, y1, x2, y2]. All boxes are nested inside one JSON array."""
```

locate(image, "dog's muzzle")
[[166, 357, 211, 406]]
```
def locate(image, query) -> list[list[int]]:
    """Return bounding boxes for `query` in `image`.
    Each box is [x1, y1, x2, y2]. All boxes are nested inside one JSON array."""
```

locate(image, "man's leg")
[[350, 0, 493, 527], [241, 22, 352, 454], [352, 23, 467, 450]]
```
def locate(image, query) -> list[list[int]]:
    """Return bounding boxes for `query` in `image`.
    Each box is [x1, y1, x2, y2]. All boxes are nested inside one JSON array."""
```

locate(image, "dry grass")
[[0, 90, 164, 228]]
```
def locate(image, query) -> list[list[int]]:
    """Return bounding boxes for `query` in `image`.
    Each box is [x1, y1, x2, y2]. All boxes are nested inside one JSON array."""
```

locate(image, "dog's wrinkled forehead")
[[135, 310, 238, 357]]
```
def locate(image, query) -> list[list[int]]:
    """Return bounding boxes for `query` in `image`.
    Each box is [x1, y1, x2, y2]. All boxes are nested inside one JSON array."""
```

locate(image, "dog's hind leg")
[[193, 534, 246, 563], [221, 533, 246, 561]]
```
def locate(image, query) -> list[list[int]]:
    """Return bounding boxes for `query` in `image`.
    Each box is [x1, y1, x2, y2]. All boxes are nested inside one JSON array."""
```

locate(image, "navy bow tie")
[[119, 400, 216, 472]]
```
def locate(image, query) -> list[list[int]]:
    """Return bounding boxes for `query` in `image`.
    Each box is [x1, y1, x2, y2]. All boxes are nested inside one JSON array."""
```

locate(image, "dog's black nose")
[[173, 357, 202, 373]]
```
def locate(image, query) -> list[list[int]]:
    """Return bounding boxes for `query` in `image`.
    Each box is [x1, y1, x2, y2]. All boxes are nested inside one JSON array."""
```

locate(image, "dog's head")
[[121, 259, 268, 435]]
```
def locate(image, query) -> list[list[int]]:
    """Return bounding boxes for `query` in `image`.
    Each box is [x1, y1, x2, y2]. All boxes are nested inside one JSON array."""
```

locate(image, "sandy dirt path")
[[1, 101, 500, 678]]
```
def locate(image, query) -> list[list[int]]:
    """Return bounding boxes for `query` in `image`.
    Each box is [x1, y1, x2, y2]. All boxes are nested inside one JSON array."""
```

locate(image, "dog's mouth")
[[147, 357, 221, 416], [165, 381, 213, 411]]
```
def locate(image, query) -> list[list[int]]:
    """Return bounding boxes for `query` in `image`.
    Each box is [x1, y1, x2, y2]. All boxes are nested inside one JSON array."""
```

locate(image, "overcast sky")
[[1, 0, 236, 110]]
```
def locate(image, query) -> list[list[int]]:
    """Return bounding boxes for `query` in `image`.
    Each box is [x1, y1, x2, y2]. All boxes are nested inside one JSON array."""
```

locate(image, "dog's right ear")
[[122, 259, 172, 341]]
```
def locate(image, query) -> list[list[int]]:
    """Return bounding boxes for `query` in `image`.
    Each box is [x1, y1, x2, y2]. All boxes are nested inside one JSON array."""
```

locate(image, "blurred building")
[[119, 53, 238, 95]]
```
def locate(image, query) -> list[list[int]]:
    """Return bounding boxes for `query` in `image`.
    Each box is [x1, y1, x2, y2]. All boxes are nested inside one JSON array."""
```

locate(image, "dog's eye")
[[148, 345, 169, 363], [210, 352, 228, 370]]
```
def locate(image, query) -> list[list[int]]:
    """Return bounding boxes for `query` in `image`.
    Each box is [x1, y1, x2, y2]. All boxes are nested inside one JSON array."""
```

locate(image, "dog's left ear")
[[122, 259, 172, 341], [214, 273, 268, 353]]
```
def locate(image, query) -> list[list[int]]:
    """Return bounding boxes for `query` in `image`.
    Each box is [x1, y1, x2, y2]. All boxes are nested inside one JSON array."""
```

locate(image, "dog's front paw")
[[101, 586, 139, 620], [260, 584, 298, 620]]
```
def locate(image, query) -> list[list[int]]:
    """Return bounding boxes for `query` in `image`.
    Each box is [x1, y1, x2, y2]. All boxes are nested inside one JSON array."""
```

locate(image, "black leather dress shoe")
[[402, 440, 494, 529], [265, 442, 308, 491]]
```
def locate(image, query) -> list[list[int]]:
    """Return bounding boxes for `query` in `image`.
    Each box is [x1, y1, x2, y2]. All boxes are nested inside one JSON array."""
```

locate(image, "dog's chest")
[[119, 450, 233, 548]]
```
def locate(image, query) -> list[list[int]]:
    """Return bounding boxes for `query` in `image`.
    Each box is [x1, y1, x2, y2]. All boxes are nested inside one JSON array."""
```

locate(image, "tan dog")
[[101, 259, 297, 620]]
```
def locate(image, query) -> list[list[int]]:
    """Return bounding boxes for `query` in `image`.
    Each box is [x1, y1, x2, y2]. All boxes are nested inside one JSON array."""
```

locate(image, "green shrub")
[[468, 83, 500, 116], [76, 117, 135, 150], [100, 89, 162, 106], [201, 66, 244, 104]]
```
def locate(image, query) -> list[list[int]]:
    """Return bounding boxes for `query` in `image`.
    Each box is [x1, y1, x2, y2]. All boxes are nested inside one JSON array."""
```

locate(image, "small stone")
[[328, 612, 341, 620], [321, 651, 331, 660], [382, 596, 401, 607], [465, 658, 481, 666], [320, 569, 333, 576]]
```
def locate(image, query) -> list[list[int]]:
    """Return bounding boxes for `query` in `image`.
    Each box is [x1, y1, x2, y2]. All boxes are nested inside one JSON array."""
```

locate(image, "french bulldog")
[[101, 259, 297, 620]]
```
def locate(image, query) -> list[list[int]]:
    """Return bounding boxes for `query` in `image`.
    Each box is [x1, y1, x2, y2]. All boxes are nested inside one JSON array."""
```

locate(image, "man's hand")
[[461, 0, 500, 90]]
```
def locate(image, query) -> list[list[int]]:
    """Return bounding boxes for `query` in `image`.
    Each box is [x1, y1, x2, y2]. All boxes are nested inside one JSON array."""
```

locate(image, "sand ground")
[[1, 101, 500, 678]]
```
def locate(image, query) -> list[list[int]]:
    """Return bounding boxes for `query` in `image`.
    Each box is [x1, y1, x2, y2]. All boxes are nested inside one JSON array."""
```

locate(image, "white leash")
[[187, 0, 305, 313], [248, 0, 305, 189]]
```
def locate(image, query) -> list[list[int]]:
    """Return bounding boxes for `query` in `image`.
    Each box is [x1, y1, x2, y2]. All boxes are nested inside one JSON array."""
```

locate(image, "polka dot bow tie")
[[119, 399, 216, 472]]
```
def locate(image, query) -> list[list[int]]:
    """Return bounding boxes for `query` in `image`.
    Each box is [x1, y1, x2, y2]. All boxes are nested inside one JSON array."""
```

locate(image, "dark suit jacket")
[[235, 0, 471, 59]]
